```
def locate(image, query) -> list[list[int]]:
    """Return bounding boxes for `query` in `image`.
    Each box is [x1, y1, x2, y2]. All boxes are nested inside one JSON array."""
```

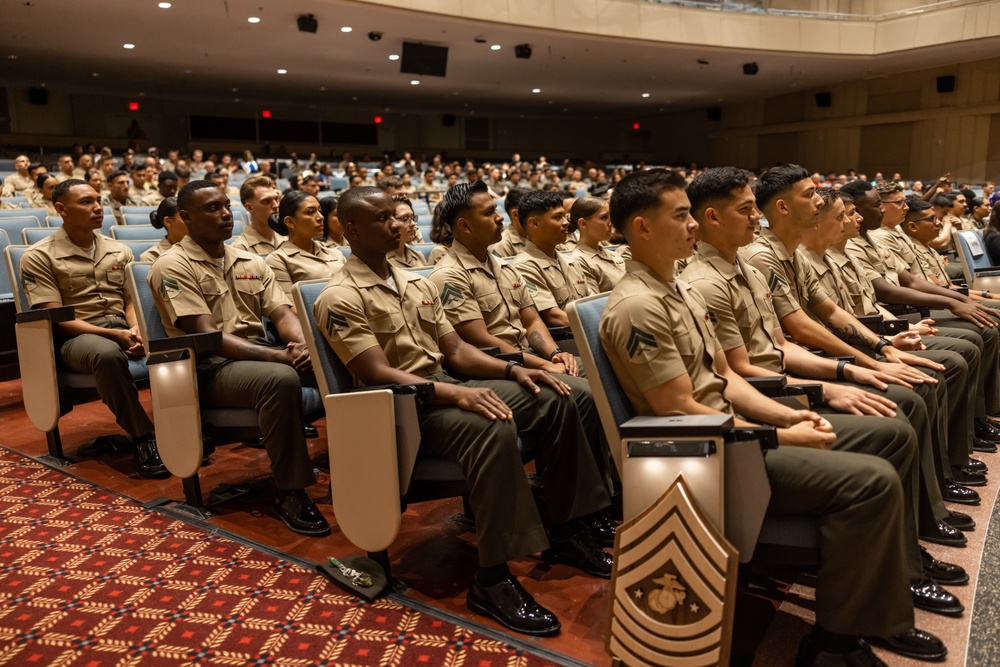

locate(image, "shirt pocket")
[[56, 273, 89, 293], [199, 277, 232, 324], [369, 311, 404, 349], [475, 290, 502, 316], [416, 305, 438, 337], [551, 283, 570, 307]]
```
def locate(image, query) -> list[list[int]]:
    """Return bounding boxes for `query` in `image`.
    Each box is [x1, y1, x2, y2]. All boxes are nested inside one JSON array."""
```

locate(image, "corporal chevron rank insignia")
[[440, 283, 464, 309], [325, 309, 349, 336], [523, 278, 538, 294], [626, 325, 658, 359], [21, 269, 37, 292], [160, 275, 180, 298], [767, 268, 789, 294]]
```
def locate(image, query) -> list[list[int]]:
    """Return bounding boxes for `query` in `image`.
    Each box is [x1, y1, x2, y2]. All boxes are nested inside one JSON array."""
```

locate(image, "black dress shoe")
[[134, 434, 169, 479], [943, 510, 976, 531], [972, 437, 998, 453], [582, 512, 618, 548], [243, 436, 266, 449], [273, 489, 331, 536], [795, 633, 886, 667], [466, 575, 561, 636], [542, 530, 613, 578], [966, 457, 988, 474], [943, 482, 981, 505], [920, 546, 969, 585], [950, 466, 987, 487], [867, 629, 947, 662], [919, 522, 967, 547], [911, 576, 964, 616], [974, 418, 1000, 442], [303, 425, 319, 439]]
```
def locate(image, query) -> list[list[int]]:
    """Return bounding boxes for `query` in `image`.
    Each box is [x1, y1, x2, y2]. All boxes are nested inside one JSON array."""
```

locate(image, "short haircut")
[[390, 193, 414, 214], [816, 187, 846, 207], [875, 180, 903, 196], [130, 164, 146, 174], [517, 190, 565, 222], [150, 196, 179, 229], [840, 179, 874, 201], [272, 189, 312, 235], [158, 170, 177, 182], [337, 185, 384, 223], [174, 165, 191, 179], [208, 170, 226, 183], [608, 168, 686, 233], [929, 194, 953, 208], [376, 176, 402, 191], [905, 199, 932, 220], [52, 178, 86, 205], [686, 167, 752, 222], [110, 170, 130, 183], [178, 180, 222, 210], [504, 187, 525, 217], [36, 173, 56, 190], [438, 180, 489, 228], [239, 174, 275, 204], [753, 164, 811, 212], [98, 156, 114, 167]]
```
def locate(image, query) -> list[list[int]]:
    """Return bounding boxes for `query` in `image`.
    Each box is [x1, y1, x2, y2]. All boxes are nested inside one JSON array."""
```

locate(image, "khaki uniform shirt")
[[571, 243, 626, 293], [416, 182, 442, 203], [148, 236, 289, 340], [30, 199, 58, 218], [129, 184, 148, 199], [101, 192, 143, 226], [314, 256, 452, 381], [510, 240, 590, 311], [322, 236, 350, 249], [140, 237, 173, 263], [141, 190, 165, 208], [682, 242, 785, 374], [265, 239, 346, 297], [794, 245, 857, 323], [909, 237, 951, 286], [427, 244, 449, 266], [600, 260, 730, 416], [20, 227, 132, 322], [429, 241, 535, 350], [555, 231, 579, 254], [231, 226, 286, 256], [491, 226, 526, 258], [54, 172, 74, 183], [825, 247, 879, 316], [2, 173, 32, 197], [846, 234, 908, 289], [868, 225, 919, 278], [740, 227, 830, 320], [387, 245, 427, 270]]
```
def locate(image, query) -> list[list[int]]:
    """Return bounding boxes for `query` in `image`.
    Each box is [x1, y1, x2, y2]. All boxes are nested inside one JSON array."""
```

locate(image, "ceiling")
[[2, 0, 1000, 119]]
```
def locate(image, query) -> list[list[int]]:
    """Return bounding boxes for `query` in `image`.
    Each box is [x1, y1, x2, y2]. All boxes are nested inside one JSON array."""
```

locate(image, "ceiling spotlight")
[[247, 16, 260, 23], [515, 44, 532, 59], [531, 88, 541, 93], [641, 92, 650, 98], [410, 80, 420, 85], [91, 72, 100, 77], [388, 54, 399, 61], [158, 2, 171, 7], [297, 14, 318, 33], [368, 31, 382, 41], [490, 44, 501, 51], [341, 26, 353, 33], [7, 54, 17, 60], [277, 68, 287, 74], [743, 62, 759, 75], [123, 43, 135, 49]]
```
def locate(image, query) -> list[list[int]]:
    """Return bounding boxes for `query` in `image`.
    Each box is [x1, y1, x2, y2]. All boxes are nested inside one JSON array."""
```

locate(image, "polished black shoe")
[[920, 546, 969, 585], [243, 436, 266, 449], [943, 482, 981, 505], [965, 457, 988, 474], [542, 530, 613, 578], [795, 633, 886, 667], [972, 437, 998, 453], [919, 522, 967, 547], [134, 434, 169, 479], [943, 510, 976, 531], [974, 418, 1000, 442], [582, 512, 618, 548], [303, 424, 319, 439], [867, 628, 947, 662], [951, 466, 987, 487], [467, 575, 560, 636], [273, 489, 331, 536], [911, 576, 964, 616]]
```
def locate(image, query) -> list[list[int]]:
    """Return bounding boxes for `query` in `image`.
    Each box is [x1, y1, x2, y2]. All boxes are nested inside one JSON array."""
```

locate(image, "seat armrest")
[[881, 319, 908, 335], [882, 303, 928, 318], [146, 331, 223, 356], [973, 268, 1000, 277], [619, 413, 733, 438], [725, 426, 779, 451], [856, 314, 882, 331], [954, 286, 969, 296], [786, 383, 823, 408], [745, 375, 787, 397], [547, 326, 574, 341], [808, 349, 826, 357], [351, 382, 436, 405], [496, 351, 524, 364], [15, 304, 74, 324], [478, 346, 501, 357]]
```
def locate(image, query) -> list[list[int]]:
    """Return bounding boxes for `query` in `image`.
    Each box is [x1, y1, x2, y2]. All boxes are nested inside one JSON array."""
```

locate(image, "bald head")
[[338, 186, 388, 223]]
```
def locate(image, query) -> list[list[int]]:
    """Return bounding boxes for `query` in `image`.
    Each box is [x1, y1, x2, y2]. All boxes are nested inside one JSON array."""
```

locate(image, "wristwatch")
[[873, 338, 891, 355], [549, 347, 565, 361], [505, 359, 524, 379]]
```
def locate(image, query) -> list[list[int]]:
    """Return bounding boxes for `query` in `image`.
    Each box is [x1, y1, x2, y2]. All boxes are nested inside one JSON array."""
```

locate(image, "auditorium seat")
[[22, 228, 57, 244], [953, 229, 1000, 290], [110, 225, 160, 241], [123, 213, 153, 226], [411, 243, 437, 263], [0, 208, 45, 226], [0, 218, 43, 245]]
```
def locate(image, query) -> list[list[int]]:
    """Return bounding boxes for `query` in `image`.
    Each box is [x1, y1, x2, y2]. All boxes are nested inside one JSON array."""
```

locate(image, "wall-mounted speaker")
[[28, 87, 48, 105], [937, 75, 956, 93], [815, 92, 832, 108], [707, 107, 721, 121]]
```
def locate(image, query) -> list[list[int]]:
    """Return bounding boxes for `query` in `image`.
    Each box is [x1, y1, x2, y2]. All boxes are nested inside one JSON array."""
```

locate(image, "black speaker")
[[707, 107, 721, 121], [937, 75, 956, 93], [816, 92, 832, 108], [442, 114, 456, 127], [401, 42, 448, 77], [28, 87, 47, 105]]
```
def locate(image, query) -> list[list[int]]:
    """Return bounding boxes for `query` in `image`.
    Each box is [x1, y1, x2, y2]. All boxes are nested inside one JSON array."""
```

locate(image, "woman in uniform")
[[140, 196, 186, 262], [266, 190, 346, 299], [569, 196, 625, 292]]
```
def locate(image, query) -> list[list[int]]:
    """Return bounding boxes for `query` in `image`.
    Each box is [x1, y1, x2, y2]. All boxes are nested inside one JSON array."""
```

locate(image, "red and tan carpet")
[[0, 449, 559, 667]]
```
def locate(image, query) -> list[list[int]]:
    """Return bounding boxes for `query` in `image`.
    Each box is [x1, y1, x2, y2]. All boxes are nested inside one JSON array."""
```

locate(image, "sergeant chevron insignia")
[[440, 282, 464, 309], [767, 268, 789, 294], [626, 325, 657, 359], [325, 308, 349, 336]]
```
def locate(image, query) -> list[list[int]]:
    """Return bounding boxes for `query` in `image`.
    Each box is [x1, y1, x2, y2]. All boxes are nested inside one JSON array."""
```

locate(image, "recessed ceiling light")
[[123, 43, 135, 49], [6, 54, 16, 60], [277, 68, 287, 74], [231, 87, 238, 92], [388, 54, 399, 61], [183, 69, 192, 74], [319, 86, 327, 91], [531, 88, 541, 93], [247, 16, 260, 23], [641, 92, 650, 98], [158, 2, 171, 8], [341, 26, 352, 33], [410, 80, 420, 85], [490, 44, 501, 51], [91, 72, 100, 77]]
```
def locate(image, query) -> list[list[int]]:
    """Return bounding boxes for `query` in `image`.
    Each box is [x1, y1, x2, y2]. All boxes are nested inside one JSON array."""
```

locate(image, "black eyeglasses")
[[397, 213, 418, 223]]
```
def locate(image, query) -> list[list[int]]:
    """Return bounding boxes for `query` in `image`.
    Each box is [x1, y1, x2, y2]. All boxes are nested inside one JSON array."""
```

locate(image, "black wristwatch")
[[873, 338, 891, 355], [505, 359, 524, 379], [549, 347, 565, 361]]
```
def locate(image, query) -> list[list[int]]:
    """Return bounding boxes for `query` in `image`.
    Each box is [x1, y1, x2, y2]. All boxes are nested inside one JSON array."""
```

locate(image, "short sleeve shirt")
[[868, 226, 918, 278], [823, 246, 879, 316], [510, 240, 590, 311], [148, 235, 289, 340], [20, 227, 132, 322], [682, 242, 785, 374], [265, 239, 346, 297], [313, 256, 453, 382], [139, 237, 172, 263], [491, 226, 526, 258], [600, 260, 730, 417], [571, 243, 626, 293], [231, 226, 286, 256], [910, 238, 951, 286], [739, 227, 829, 320], [846, 234, 905, 287], [387, 245, 427, 270], [428, 241, 535, 350]]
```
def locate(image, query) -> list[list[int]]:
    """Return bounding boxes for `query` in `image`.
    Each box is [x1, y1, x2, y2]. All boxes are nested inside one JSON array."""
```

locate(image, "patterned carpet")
[[0, 449, 559, 667]]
